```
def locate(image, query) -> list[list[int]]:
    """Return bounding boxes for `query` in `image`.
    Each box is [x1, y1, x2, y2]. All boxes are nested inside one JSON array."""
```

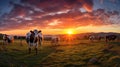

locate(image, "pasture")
[[0, 39, 120, 67]]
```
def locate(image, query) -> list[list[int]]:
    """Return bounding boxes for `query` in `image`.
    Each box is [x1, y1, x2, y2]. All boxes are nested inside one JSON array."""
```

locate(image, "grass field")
[[0, 39, 120, 67]]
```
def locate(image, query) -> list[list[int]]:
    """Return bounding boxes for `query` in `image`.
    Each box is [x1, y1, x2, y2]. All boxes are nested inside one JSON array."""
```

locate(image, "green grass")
[[0, 40, 120, 67]]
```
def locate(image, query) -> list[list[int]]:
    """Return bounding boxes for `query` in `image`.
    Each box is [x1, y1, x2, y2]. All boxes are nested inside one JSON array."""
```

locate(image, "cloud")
[[20, 0, 93, 12], [81, 0, 93, 12], [0, 0, 120, 31]]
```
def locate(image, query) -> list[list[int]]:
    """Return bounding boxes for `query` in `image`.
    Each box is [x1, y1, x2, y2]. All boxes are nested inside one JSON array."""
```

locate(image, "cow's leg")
[[7, 40, 9, 45], [3, 40, 5, 45], [4, 40, 8, 45], [106, 38, 108, 42], [39, 38, 42, 46], [29, 48, 31, 54], [28, 43, 32, 54], [35, 48, 38, 55], [39, 40, 43, 49], [35, 43, 38, 55]]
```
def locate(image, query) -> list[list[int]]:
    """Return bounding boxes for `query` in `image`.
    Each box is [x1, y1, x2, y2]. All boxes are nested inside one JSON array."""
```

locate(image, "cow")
[[106, 35, 117, 42], [38, 30, 43, 46], [3, 34, 14, 45], [97, 36, 104, 41], [89, 35, 95, 42], [26, 30, 41, 54], [51, 36, 59, 46], [89, 35, 104, 42]]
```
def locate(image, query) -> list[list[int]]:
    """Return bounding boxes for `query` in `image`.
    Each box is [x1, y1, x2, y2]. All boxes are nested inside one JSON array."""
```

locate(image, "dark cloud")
[[20, 0, 93, 12]]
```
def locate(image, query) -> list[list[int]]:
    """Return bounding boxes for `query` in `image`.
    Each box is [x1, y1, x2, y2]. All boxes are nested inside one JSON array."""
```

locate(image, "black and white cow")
[[51, 36, 59, 46], [26, 30, 42, 54], [106, 35, 117, 42], [3, 34, 14, 45], [89, 35, 104, 42], [89, 35, 95, 42]]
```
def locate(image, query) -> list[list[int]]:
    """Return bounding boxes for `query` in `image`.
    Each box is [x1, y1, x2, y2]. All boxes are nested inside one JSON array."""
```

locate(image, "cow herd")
[[2, 31, 120, 55], [88, 35, 118, 42]]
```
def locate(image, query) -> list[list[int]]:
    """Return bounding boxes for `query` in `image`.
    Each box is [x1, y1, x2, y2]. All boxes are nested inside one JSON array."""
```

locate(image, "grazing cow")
[[89, 35, 104, 42], [89, 35, 95, 42], [106, 35, 117, 42], [97, 36, 103, 41], [26, 30, 40, 54], [3, 34, 14, 45], [51, 36, 59, 46]]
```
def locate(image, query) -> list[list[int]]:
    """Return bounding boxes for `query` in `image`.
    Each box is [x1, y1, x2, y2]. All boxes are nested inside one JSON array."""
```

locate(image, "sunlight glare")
[[67, 29, 74, 35]]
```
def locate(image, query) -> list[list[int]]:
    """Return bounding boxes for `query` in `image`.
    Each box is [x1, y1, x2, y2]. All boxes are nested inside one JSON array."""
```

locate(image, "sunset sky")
[[0, 0, 120, 35]]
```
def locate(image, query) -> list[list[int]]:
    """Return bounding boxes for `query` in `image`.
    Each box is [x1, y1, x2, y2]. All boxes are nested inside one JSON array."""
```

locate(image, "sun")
[[67, 30, 73, 34], [66, 29, 74, 35], [63, 28, 77, 35]]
